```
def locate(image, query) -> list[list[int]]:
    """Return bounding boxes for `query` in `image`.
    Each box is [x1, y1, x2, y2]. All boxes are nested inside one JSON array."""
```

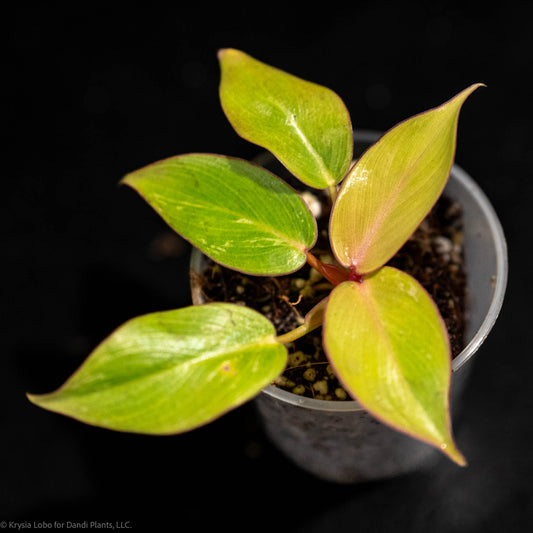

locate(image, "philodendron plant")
[[28, 49, 483, 466]]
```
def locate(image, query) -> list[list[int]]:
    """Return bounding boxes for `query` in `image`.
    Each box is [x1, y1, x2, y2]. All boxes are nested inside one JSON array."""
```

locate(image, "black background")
[[4, 3, 531, 531]]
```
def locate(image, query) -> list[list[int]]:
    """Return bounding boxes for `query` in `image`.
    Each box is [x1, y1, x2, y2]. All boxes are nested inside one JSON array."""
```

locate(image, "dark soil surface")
[[192, 188, 467, 401]]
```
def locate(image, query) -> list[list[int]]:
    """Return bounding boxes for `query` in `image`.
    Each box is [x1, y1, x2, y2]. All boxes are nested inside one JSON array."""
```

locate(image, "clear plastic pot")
[[190, 130, 508, 483]]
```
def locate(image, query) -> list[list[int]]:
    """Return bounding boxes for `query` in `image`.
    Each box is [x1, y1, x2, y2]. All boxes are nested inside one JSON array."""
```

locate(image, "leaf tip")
[[217, 48, 229, 61], [440, 440, 468, 467], [26, 391, 37, 404], [118, 173, 132, 188], [26, 390, 51, 409], [119, 166, 150, 191], [119, 167, 143, 189], [218, 47, 242, 63], [466, 82, 486, 96], [448, 82, 485, 109]]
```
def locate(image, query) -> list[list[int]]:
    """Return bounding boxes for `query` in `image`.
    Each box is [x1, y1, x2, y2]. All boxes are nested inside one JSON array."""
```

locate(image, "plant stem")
[[276, 295, 328, 345], [328, 184, 337, 203], [276, 320, 322, 345], [306, 252, 349, 285]]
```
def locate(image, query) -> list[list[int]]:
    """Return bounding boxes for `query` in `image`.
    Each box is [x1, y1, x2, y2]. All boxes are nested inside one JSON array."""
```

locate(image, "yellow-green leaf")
[[330, 84, 483, 274], [219, 48, 353, 189], [122, 154, 317, 276], [323, 267, 466, 465], [27, 304, 287, 435]]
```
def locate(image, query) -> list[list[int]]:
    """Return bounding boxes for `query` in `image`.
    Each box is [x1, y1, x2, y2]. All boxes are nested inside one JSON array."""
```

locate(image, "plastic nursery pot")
[[189, 130, 508, 484]]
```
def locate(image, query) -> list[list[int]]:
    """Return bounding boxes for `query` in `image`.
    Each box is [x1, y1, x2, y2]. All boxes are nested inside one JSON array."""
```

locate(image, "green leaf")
[[330, 84, 483, 274], [218, 48, 353, 189], [323, 267, 466, 465], [122, 153, 317, 275], [27, 304, 287, 435]]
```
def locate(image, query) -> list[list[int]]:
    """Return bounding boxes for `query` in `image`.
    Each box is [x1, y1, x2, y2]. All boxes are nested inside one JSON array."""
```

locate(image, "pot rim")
[[191, 129, 508, 413]]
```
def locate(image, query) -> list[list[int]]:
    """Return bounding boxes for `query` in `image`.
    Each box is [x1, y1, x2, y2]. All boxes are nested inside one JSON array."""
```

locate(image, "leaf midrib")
[[270, 98, 336, 187], [152, 189, 311, 253], [352, 116, 450, 271], [60, 336, 280, 398], [357, 280, 441, 436]]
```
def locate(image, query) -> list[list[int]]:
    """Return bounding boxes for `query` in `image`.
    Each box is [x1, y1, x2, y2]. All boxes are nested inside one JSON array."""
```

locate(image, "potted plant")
[[27, 49, 507, 483]]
